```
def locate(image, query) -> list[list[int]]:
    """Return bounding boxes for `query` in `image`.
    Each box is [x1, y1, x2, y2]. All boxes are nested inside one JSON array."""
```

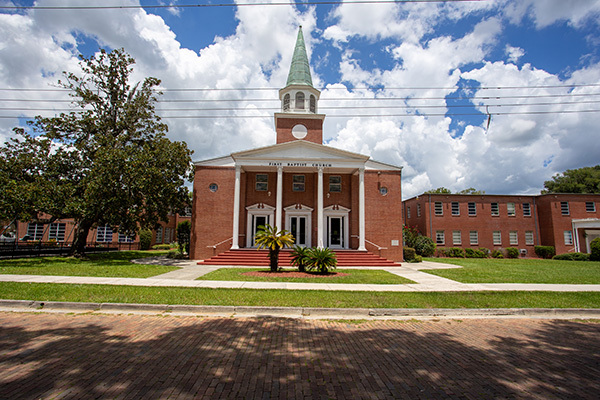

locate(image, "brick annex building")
[[402, 193, 600, 256], [190, 28, 404, 262]]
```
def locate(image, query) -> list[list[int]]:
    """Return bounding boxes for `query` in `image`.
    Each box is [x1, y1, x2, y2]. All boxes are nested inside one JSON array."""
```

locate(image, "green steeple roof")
[[286, 26, 313, 87]]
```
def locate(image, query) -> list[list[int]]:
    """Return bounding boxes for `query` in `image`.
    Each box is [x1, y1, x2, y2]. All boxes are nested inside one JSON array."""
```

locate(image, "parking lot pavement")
[[1, 312, 599, 399]]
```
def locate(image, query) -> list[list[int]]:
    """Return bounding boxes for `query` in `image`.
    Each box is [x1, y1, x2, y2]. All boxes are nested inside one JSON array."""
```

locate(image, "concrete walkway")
[[1, 258, 600, 292]]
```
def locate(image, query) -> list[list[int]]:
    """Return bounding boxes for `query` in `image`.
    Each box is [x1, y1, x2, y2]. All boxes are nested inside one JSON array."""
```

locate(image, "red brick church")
[[190, 27, 404, 262]]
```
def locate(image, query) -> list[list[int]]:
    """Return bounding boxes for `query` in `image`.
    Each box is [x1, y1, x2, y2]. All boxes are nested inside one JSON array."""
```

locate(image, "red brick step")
[[197, 249, 400, 267]]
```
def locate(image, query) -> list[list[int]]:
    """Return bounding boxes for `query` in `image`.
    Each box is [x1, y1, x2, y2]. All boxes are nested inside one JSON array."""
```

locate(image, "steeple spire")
[[286, 26, 313, 87]]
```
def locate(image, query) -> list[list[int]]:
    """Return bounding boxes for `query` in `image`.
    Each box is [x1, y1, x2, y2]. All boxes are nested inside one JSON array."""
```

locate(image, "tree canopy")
[[542, 165, 600, 194], [0, 48, 193, 255], [424, 187, 485, 195]]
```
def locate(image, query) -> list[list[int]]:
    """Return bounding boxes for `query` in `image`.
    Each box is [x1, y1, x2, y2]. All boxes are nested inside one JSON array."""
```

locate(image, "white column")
[[231, 165, 241, 249], [276, 166, 283, 230], [317, 167, 324, 248], [358, 167, 366, 251]]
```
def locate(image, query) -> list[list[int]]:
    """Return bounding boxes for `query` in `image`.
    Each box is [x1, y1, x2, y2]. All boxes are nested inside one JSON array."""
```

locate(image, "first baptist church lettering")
[[190, 27, 404, 262]]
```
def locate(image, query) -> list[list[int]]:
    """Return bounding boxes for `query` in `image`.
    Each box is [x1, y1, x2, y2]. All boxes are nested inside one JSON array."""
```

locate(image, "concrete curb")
[[1, 299, 599, 320]]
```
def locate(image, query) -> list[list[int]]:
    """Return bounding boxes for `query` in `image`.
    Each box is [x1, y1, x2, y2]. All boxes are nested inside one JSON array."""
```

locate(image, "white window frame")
[[493, 231, 502, 245], [564, 230, 573, 245], [96, 225, 113, 243], [329, 175, 342, 193], [417, 204, 421, 217], [509, 231, 518, 245], [292, 175, 305, 192], [561, 201, 570, 215], [468, 202, 476, 216], [525, 231, 534, 245], [407, 206, 411, 219], [48, 222, 66, 242], [156, 226, 163, 243], [469, 231, 478, 245], [255, 174, 268, 191], [451, 202, 460, 216], [436, 230, 445, 245], [507, 202, 516, 216], [491, 203, 499, 216], [523, 203, 531, 217], [27, 223, 45, 241], [118, 233, 135, 243], [434, 202, 443, 216], [452, 230, 462, 245], [586, 202, 596, 212]]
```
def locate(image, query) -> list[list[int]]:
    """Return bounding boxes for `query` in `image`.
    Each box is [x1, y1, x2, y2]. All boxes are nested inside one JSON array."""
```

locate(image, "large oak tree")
[[542, 165, 600, 194], [0, 49, 193, 256]]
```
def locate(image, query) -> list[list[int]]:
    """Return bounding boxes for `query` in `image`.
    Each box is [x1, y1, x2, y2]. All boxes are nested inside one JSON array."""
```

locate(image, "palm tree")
[[290, 245, 311, 272], [306, 247, 337, 274], [254, 224, 295, 272]]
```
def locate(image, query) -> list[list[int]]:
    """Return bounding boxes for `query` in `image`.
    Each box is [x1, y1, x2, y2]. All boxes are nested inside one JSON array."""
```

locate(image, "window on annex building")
[[452, 230, 462, 245], [469, 231, 478, 245], [525, 231, 534, 245], [436, 230, 445, 245], [523, 203, 531, 217], [119, 233, 135, 243], [507, 202, 516, 216], [27, 223, 44, 241], [451, 202, 460, 216], [417, 203, 421, 217], [586, 202, 596, 212], [310, 95, 316, 113], [561, 201, 570, 215], [256, 174, 268, 191], [48, 223, 66, 242], [434, 201, 443, 216], [156, 226, 163, 243], [468, 202, 476, 216], [509, 231, 518, 245], [292, 175, 305, 192], [329, 176, 342, 193], [407, 206, 411, 219], [493, 231, 502, 245], [564, 230, 573, 245], [96, 225, 113, 243], [491, 202, 499, 216], [295, 92, 305, 110]]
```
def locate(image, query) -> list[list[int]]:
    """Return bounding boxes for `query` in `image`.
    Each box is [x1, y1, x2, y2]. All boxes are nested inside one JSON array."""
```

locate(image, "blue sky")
[[1, 0, 600, 199]]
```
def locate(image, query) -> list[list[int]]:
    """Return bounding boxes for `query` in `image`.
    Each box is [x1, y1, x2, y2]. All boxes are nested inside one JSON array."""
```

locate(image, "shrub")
[[403, 247, 417, 262], [413, 235, 436, 257], [506, 247, 519, 259], [491, 249, 504, 259], [553, 252, 590, 261], [479, 248, 490, 257], [534, 246, 555, 259], [152, 244, 172, 250], [414, 255, 423, 263], [290, 245, 311, 272], [591, 237, 600, 261], [465, 248, 487, 258], [139, 229, 152, 250], [446, 247, 466, 258], [305, 247, 337, 273], [166, 249, 187, 259]]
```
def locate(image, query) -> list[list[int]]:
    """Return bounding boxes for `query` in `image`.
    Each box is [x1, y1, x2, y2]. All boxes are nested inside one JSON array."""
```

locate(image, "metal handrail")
[[207, 237, 233, 249], [351, 235, 388, 250]]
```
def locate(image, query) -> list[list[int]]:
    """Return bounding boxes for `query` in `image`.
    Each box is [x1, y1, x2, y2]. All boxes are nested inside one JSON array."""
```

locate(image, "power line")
[[0, 1, 490, 11]]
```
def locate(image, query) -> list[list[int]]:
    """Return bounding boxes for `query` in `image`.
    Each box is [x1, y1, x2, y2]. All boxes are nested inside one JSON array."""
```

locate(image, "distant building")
[[191, 27, 404, 262], [402, 193, 600, 255]]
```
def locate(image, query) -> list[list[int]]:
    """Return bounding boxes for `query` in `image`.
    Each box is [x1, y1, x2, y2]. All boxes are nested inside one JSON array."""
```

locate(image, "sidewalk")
[[1, 258, 600, 292]]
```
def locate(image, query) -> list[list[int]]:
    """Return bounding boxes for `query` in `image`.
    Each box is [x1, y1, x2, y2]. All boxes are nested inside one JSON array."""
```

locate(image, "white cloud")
[[505, 44, 525, 63], [502, 0, 600, 28]]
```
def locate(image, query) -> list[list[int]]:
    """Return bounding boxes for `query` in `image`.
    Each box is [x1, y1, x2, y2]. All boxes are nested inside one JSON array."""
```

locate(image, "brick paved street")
[[0, 312, 599, 399]]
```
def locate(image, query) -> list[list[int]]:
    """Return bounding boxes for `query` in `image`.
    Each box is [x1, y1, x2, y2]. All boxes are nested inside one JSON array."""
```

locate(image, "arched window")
[[295, 92, 305, 110], [310, 95, 316, 113], [283, 93, 290, 111]]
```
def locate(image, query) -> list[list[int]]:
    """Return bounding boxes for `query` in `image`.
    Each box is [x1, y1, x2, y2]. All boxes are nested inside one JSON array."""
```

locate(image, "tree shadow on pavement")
[[0, 314, 598, 399]]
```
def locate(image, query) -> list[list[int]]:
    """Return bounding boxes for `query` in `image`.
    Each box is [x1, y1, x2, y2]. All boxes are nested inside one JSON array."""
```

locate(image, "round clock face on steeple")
[[292, 124, 308, 139]]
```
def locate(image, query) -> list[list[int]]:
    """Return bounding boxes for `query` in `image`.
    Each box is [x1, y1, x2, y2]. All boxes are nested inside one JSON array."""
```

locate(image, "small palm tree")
[[290, 245, 311, 272], [305, 247, 337, 274], [254, 224, 295, 272]]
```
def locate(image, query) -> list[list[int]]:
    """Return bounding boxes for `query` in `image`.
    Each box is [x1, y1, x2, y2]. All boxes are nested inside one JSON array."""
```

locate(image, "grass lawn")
[[1, 282, 599, 309], [0, 251, 178, 278], [198, 268, 414, 284], [424, 258, 600, 284]]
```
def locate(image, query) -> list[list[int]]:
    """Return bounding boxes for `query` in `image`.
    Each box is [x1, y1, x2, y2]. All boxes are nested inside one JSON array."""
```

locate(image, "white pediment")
[[232, 140, 370, 163]]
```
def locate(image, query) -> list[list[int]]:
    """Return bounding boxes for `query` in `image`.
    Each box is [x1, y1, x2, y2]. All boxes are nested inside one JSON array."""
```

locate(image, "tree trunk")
[[269, 245, 280, 272], [70, 220, 92, 257]]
